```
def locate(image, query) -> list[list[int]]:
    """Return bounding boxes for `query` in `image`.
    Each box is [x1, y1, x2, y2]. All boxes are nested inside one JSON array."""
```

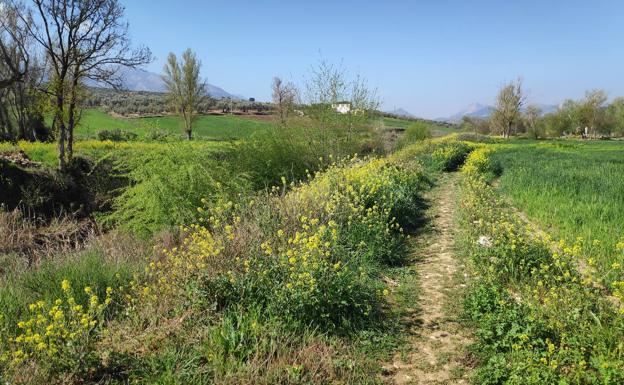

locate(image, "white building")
[[332, 101, 352, 114]]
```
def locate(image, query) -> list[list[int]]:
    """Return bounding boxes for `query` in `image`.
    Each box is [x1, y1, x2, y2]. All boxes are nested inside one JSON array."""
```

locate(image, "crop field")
[[490, 140, 624, 285], [73, 109, 273, 140]]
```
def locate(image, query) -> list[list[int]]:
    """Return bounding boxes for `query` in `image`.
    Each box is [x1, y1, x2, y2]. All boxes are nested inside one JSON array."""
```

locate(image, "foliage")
[[490, 141, 624, 287], [96, 129, 138, 142], [0, 136, 454, 382], [491, 79, 525, 138], [396, 121, 432, 148], [105, 144, 250, 237], [430, 139, 473, 171], [163, 49, 207, 140], [231, 124, 381, 189]]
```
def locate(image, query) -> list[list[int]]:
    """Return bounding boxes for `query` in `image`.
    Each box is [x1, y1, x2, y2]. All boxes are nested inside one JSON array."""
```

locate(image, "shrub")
[[397, 121, 432, 148], [461, 146, 501, 179], [96, 129, 138, 142], [104, 144, 251, 237], [431, 141, 473, 171], [231, 125, 380, 189]]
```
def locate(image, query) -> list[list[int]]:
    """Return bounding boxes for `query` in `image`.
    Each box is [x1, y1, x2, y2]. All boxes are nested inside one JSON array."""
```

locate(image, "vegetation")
[[459, 147, 624, 384], [3, 2, 624, 384], [0, 137, 467, 383], [271, 77, 297, 124], [490, 140, 624, 287], [491, 79, 525, 138], [396, 121, 432, 148], [162, 49, 206, 140]]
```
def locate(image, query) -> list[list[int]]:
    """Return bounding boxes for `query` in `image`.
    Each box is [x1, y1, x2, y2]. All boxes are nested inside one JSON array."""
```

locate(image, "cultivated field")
[[491, 140, 624, 285], [73, 109, 274, 140]]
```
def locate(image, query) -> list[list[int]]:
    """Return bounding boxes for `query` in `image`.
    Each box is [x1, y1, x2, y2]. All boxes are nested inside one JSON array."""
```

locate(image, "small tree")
[[524, 104, 543, 139], [607, 97, 624, 137], [163, 48, 206, 140], [271, 76, 296, 124], [491, 79, 524, 138], [579, 89, 608, 139]]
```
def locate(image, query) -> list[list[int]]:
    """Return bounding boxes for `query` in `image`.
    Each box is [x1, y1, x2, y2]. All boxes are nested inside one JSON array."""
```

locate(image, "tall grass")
[[459, 146, 624, 384], [104, 144, 251, 237], [491, 140, 624, 285]]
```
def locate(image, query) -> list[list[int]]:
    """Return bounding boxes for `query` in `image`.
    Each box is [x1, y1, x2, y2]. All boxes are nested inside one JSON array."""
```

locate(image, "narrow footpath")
[[385, 174, 473, 385]]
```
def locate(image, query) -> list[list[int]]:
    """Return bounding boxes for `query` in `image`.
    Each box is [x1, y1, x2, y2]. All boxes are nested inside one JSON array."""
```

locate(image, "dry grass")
[[0, 210, 95, 273]]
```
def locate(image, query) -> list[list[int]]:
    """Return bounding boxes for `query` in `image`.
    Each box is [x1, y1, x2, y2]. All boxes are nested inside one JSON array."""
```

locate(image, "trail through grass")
[[384, 174, 472, 385]]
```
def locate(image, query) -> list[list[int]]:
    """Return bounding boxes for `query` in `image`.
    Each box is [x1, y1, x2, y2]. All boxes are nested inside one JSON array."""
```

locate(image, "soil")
[[384, 174, 473, 385]]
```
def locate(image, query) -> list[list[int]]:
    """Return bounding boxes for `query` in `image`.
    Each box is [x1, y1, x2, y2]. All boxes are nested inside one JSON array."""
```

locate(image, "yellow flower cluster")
[[135, 224, 225, 303], [461, 146, 495, 176], [1, 280, 112, 367]]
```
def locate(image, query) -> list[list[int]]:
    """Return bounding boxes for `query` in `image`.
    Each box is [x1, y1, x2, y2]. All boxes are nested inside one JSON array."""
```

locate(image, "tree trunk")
[[56, 95, 67, 171], [66, 68, 81, 163]]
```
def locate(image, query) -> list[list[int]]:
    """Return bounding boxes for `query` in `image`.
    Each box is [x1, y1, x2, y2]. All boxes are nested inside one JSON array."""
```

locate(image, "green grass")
[[379, 116, 458, 137], [74, 109, 273, 140], [490, 139, 624, 283]]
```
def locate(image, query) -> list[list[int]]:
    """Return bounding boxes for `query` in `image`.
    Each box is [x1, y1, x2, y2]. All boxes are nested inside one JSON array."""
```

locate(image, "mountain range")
[[385, 108, 417, 118], [438, 102, 559, 123], [95, 67, 243, 100]]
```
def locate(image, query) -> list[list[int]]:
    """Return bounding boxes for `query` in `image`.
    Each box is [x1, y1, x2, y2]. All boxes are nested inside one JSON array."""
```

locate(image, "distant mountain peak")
[[440, 103, 494, 123], [92, 66, 243, 100], [440, 102, 559, 123], [385, 108, 416, 118]]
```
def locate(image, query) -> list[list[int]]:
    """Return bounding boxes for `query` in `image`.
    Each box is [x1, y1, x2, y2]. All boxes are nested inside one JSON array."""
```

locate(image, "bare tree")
[[524, 104, 542, 139], [491, 79, 525, 138], [0, 1, 47, 141], [271, 76, 296, 124], [0, 1, 30, 89], [304, 59, 379, 131], [162, 48, 206, 140], [20, 0, 151, 169]]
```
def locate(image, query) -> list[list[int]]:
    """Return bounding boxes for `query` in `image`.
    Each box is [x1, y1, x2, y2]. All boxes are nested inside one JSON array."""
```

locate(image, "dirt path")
[[385, 174, 472, 385]]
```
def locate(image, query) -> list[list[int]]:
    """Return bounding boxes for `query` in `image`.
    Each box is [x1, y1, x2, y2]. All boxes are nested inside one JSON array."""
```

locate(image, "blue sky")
[[122, 0, 624, 119]]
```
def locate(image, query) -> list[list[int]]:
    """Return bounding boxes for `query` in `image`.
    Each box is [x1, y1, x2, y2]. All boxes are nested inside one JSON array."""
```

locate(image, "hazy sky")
[[122, 0, 624, 119]]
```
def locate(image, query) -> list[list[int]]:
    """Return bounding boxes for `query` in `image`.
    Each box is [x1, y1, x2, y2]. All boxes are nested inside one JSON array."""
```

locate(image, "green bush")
[[105, 145, 251, 236], [397, 121, 432, 148], [96, 129, 138, 142], [431, 141, 473, 171], [231, 125, 380, 189]]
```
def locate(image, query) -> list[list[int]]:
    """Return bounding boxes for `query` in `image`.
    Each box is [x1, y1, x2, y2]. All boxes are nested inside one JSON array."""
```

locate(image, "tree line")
[[462, 80, 624, 139]]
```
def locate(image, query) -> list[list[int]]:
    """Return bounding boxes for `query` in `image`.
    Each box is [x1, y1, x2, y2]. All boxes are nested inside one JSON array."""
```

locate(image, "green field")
[[491, 140, 624, 283], [74, 109, 273, 140], [379, 116, 458, 136]]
